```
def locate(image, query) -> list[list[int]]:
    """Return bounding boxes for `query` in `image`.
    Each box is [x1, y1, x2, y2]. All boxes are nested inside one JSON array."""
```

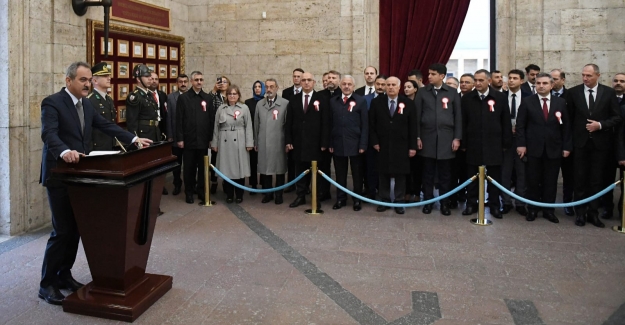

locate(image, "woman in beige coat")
[[211, 85, 254, 203]]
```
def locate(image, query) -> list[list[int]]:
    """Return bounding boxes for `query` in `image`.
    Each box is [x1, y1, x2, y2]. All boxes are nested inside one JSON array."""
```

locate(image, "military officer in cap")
[[87, 62, 117, 151], [126, 64, 161, 142]]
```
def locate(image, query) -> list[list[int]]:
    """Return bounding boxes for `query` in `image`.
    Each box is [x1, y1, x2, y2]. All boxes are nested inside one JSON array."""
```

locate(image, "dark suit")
[[281, 85, 301, 102], [521, 81, 536, 97], [281, 85, 301, 185], [461, 87, 513, 209], [355, 85, 376, 97], [516, 94, 572, 212], [500, 89, 529, 208], [40, 88, 135, 288], [244, 97, 261, 188], [553, 87, 574, 204], [285, 91, 330, 197], [363, 93, 378, 197], [166, 91, 183, 188], [156, 89, 168, 138], [329, 93, 368, 202], [566, 84, 622, 217], [369, 94, 418, 202]]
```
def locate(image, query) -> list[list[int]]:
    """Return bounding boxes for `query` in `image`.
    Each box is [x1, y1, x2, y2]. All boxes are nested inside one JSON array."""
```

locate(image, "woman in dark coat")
[[404, 80, 421, 202], [244, 81, 265, 194]]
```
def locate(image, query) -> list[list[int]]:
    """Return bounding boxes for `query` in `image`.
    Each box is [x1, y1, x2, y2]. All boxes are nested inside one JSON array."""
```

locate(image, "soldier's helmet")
[[133, 64, 152, 78]]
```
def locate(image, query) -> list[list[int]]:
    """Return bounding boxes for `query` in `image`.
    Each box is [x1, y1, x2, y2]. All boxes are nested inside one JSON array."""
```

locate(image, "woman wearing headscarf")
[[212, 85, 254, 203], [244, 80, 265, 194]]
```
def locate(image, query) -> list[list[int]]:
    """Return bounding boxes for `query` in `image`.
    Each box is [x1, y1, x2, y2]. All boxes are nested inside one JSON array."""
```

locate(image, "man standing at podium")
[[39, 61, 152, 305]]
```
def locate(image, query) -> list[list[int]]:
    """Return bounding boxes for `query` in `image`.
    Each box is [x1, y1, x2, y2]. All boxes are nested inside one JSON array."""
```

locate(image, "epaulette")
[[87, 93, 94, 98], [127, 89, 141, 105]]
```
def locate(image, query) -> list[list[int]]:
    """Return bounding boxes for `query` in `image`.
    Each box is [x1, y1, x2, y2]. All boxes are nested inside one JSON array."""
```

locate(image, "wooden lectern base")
[[63, 274, 172, 322]]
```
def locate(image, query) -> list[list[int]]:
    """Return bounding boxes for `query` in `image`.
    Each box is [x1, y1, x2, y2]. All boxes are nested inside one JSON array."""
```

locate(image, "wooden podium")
[[50, 142, 178, 322]]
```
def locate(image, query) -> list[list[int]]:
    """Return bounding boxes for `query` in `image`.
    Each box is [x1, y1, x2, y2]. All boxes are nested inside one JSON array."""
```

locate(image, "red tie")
[[152, 91, 158, 105], [304, 94, 309, 113], [542, 98, 549, 121], [343, 96, 347, 104]]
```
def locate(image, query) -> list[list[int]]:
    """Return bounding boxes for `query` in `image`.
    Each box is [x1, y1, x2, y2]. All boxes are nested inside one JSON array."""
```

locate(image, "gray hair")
[[265, 78, 279, 87], [66, 61, 91, 79], [474, 69, 491, 79], [446, 76, 459, 84], [584, 63, 600, 74], [536, 72, 554, 83], [190, 71, 203, 80], [341, 75, 355, 84]]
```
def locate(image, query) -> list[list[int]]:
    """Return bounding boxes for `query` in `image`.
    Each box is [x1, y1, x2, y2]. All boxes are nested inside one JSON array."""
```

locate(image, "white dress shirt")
[[538, 93, 551, 112], [302, 90, 314, 110]]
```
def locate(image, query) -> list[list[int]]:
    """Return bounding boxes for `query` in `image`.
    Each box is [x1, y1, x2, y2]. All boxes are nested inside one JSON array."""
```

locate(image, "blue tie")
[[390, 100, 396, 116], [480, 94, 485, 100]]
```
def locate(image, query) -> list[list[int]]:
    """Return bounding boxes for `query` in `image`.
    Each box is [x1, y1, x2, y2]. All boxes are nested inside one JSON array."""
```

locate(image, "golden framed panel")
[[146, 43, 156, 59], [101, 37, 114, 55], [169, 83, 178, 93], [158, 64, 167, 78], [146, 63, 156, 73], [102, 61, 114, 75], [118, 84, 129, 100], [170, 47, 178, 61], [159, 84, 167, 93], [158, 45, 168, 60], [108, 84, 114, 101], [117, 40, 129, 57], [117, 106, 127, 123], [169, 65, 178, 79], [118, 62, 129, 78], [132, 41, 143, 58]]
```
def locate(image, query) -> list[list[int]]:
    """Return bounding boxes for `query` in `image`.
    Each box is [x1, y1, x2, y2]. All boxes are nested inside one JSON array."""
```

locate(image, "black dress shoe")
[[235, 198, 243, 204], [516, 206, 528, 216], [319, 193, 332, 202], [226, 198, 234, 204], [172, 186, 181, 196], [332, 200, 346, 210], [601, 210, 613, 219], [377, 205, 388, 212], [284, 186, 295, 193], [262, 194, 274, 203], [441, 204, 451, 216], [564, 207, 575, 216], [275, 196, 283, 205], [395, 207, 405, 214], [162, 187, 168, 195], [57, 276, 84, 292], [587, 214, 605, 228], [210, 183, 217, 194], [575, 214, 586, 227], [249, 186, 257, 196], [422, 204, 432, 214], [543, 211, 559, 223], [491, 207, 502, 219], [38, 286, 65, 305], [526, 210, 537, 221], [353, 201, 362, 211], [448, 200, 459, 209], [289, 197, 306, 208], [185, 195, 194, 204], [501, 204, 513, 214], [462, 205, 476, 215]]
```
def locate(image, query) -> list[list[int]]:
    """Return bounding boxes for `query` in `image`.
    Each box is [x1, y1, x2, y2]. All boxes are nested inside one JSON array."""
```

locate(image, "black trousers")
[[574, 141, 609, 217], [295, 161, 312, 198], [183, 148, 207, 197], [560, 153, 575, 202], [171, 146, 183, 187], [223, 178, 245, 199], [366, 147, 379, 197], [450, 150, 467, 201], [526, 152, 561, 212], [466, 164, 502, 209], [318, 150, 332, 196], [600, 150, 618, 212], [333, 155, 362, 202], [261, 174, 285, 197], [422, 157, 452, 204], [406, 155, 423, 196], [249, 150, 258, 187], [41, 185, 80, 288], [379, 173, 406, 202], [287, 151, 296, 186], [210, 149, 218, 184]]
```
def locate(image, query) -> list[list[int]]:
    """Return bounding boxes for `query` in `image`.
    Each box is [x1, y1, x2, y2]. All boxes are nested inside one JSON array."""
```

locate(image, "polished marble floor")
[[1, 179, 625, 325]]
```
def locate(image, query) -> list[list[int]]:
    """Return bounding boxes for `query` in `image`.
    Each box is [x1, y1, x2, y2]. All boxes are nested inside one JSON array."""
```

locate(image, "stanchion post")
[[471, 166, 492, 226], [306, 161, 323, 215], [614, 170, 625, 234], [201, 156, 215, 206]]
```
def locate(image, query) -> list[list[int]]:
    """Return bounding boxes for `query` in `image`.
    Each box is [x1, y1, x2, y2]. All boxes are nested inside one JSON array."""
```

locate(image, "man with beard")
[[521, 64, 540, 95], [166, 74, 189, 195], [317, 70, 342, 201], [491, 70, 504, 92], [355, 66, 378, 96]]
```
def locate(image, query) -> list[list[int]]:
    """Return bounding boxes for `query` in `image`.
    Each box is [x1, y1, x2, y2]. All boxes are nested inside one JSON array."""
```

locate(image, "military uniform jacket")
[[369, 94, 418, 174], [461, 87, 513, 166], [87, 90, 116, 151], [254, 96, 288, 175], [285, 91, 331, 162], [415, 84, 462, 160], [126, 87, 160, 142]]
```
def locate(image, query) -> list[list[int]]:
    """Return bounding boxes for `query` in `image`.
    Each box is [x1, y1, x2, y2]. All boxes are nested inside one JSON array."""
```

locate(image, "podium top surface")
[[51, 142, 178, 180]]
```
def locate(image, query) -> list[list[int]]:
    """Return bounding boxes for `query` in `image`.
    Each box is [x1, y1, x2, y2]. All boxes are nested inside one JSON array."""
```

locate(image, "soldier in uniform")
[[126, 64, 161, 142], [87, 62, 116, 151]]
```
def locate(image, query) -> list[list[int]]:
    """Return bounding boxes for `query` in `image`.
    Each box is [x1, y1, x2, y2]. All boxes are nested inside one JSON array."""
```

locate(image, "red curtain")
[[379, 0, 471, 84]]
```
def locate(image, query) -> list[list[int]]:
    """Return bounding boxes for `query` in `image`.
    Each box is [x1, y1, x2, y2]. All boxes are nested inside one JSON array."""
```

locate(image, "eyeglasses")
[[301, 78, 313, 82], [227, 93, 238, 96], [194, 78, 204, 82]]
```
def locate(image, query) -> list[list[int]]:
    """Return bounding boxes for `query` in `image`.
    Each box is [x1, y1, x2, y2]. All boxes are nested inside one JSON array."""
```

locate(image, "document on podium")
[[88, 151, 121, 156]]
